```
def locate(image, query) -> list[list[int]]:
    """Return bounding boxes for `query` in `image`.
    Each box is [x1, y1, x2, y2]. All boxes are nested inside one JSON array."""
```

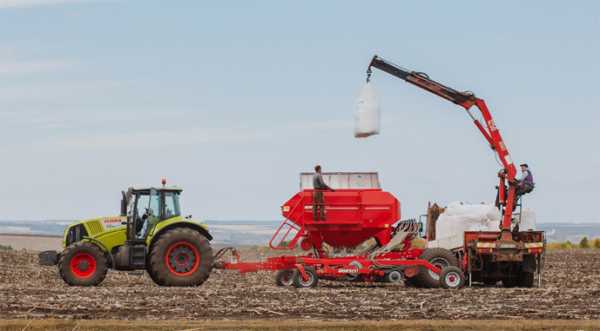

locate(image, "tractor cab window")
[[135, 190, 160, 239], [163, 191, 181, 219]]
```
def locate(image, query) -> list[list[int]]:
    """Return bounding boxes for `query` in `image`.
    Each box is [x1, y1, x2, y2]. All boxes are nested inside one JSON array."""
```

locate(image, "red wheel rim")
[[70, 252, 97, 279], [165, 241, 201, 276]]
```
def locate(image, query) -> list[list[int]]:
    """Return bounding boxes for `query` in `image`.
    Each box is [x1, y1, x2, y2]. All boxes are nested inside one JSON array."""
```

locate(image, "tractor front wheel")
[[149, 228, 213, 286], [58, 242, 107, 286]]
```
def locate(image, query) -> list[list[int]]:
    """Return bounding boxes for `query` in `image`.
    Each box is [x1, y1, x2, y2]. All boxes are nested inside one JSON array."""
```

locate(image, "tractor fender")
[[147, 221, 213, 250]]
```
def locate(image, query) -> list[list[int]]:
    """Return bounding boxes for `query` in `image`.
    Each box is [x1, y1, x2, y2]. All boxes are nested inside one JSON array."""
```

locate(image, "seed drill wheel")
[[385, 270, 403, 283], [440, 266, 465, 289], [275, 270, 295, 286], [415, 248, 459, 288], [148, 228, 213, 286], [293, 267, 318, 288], [58, 242, 107, 286]]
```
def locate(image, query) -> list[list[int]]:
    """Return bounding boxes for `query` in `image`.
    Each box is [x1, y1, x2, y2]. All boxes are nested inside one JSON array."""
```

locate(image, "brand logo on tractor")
[[102, 216, 125, 229], [338, 268, 360, 274]]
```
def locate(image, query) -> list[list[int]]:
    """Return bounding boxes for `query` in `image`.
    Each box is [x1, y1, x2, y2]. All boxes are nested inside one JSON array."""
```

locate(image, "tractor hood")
[[63, 216, 126, 248]]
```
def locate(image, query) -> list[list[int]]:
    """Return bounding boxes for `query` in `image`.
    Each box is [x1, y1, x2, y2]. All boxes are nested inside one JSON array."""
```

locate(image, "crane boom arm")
[[367, 55, 518, 233], [368, 56, 476, 107]]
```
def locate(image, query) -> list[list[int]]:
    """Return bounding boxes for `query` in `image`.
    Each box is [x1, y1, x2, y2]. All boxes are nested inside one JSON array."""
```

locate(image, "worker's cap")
[[520, 163, 529, 168]]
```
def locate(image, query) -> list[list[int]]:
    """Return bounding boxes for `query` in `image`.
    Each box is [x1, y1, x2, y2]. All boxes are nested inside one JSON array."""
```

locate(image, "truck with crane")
[[365, 55, 545, 287]]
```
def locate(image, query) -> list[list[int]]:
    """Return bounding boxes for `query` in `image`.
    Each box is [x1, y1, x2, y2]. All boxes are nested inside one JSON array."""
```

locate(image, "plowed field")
[[1, 248, 599, 320]]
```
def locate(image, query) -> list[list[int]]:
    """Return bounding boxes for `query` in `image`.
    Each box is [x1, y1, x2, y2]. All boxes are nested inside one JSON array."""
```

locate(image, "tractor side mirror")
[[120, 191, 128, 216]]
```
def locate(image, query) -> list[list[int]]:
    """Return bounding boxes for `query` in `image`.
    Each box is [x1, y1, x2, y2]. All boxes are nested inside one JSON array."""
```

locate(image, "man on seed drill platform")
[[313, 165, 334, 221]]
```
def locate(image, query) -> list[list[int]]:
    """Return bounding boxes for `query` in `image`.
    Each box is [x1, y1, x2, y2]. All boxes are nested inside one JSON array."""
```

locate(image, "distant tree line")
[[547, 237, 600, 250]]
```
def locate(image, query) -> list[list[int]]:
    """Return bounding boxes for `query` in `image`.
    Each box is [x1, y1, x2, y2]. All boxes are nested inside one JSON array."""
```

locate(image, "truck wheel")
[[275, 270, 295, 286], [519, 271, 535, 287], [149, 228, 213, 286], [404, 277, 423, 288], [415, 248, 459, 288], [440, 266, 465, 289], [58, 242, 107, 286], [293, 267, 318, 288], [502, 277, 518, 287], [483, 278, 498, 286]]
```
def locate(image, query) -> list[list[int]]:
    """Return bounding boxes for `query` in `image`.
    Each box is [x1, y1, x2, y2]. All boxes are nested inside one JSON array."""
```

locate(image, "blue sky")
[[1, 0, 599, 222]]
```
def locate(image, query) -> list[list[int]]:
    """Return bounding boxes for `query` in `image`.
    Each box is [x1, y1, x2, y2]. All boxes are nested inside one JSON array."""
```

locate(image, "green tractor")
[[39, 183, 214, 286]]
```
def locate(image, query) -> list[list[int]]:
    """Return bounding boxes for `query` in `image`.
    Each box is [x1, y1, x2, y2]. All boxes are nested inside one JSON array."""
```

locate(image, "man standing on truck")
[[313, 165, 334, 221]]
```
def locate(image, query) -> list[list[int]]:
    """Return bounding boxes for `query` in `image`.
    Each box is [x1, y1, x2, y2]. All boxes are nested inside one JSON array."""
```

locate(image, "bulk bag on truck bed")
[[427, 201, 538, 250]]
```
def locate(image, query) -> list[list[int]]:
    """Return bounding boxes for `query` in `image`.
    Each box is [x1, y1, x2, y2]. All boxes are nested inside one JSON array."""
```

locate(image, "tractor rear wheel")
[[415, 248, 459, 288], [149, 228, 213, 286], [275, 270, 295, 286], [58, 242, 107, 286]]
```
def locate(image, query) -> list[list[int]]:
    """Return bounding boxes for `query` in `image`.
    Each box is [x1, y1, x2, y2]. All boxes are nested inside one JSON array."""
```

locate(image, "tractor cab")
[[120, 186, 183, 241]]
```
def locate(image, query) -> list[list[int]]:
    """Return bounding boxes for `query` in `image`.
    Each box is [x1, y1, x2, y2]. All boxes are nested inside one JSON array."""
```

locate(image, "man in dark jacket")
[[313, 165, 334, 221], [516, 163, 535, 196]]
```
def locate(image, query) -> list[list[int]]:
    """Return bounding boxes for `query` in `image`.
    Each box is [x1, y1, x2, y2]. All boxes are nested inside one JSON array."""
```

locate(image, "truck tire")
[[415, 248, 459, 288], [275, 270, 294, 286], [149, 228, 213, 286], [439, 266, 465, 289], [502, 277, 518, 288], [404, 277, 423, 288], [58, 242, 107, 286], [483, 278, 498, 286], [293, 267, 318, 288], [519, 271, 535, 287]]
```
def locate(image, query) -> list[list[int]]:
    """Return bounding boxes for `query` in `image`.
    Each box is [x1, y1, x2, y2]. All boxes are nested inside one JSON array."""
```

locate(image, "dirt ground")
[[1, 248, 600, 321], [1, 319, 600, 331]]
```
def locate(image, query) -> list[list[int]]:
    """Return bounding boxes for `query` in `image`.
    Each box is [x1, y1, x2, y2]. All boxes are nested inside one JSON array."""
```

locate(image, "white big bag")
[[354, 82, 380, 138]]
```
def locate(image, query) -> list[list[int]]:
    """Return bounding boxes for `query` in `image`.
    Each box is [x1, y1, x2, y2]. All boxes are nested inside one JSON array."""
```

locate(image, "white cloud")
[[0, 0, 93, 8]]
